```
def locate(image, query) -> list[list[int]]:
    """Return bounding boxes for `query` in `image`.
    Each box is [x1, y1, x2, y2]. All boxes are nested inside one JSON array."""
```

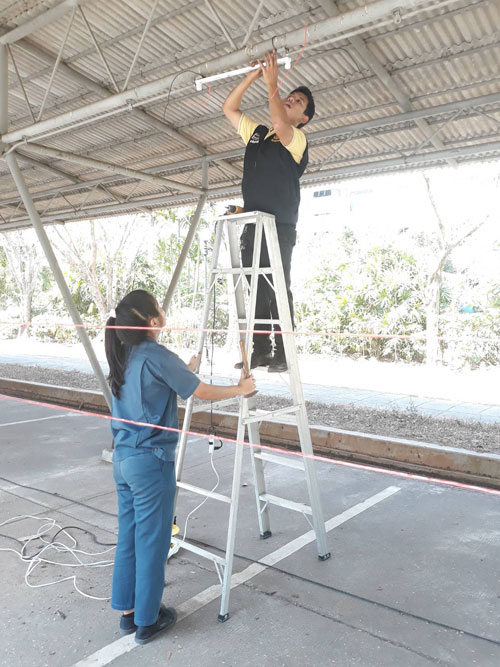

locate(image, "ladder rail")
[[173, 211, 330, 625], [235, 217, 272, 541], [262, 215, 330, 557], [174, 222, 223, 491], [219, 219, 264, 620]]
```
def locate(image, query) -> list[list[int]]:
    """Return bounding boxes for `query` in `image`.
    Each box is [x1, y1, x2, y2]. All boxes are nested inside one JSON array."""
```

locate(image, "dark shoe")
[[135, 605, 177, 645], [234, 351, 273, 370], [119, 612, 137, 636], [267, 354, 288, 373]]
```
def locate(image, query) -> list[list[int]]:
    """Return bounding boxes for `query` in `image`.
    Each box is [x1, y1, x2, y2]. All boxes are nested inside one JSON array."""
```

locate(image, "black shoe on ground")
[[119, 612, 137, 636], [135, 605, 177, 645], [234, 351, 273, 370], [267, 354, 288, 373]]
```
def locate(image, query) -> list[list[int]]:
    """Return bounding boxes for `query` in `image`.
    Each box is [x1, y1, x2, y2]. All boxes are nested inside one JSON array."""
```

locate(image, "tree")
[[296, 230, 427, 362], [49, 215, 147, 322], [422, 173, 496, 365], [0, 230, 41, 336]]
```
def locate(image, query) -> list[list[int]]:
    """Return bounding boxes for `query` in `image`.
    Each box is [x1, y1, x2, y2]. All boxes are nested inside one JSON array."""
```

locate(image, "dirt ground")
[[1, 362, 499, 455]]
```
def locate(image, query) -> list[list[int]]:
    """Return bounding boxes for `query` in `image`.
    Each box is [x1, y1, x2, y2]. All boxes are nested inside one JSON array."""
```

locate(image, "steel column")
[[1, 42, 111, 407], [5, 153, 112, 407]]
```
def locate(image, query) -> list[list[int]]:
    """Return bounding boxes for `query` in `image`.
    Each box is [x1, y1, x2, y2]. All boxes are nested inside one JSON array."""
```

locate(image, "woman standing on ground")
[[105, 289, 255, 645]]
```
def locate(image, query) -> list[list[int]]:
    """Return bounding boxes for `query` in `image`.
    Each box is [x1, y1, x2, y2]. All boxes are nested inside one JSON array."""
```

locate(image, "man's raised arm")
[[260, 50, 294, 146], [222, 66, 262, 131]]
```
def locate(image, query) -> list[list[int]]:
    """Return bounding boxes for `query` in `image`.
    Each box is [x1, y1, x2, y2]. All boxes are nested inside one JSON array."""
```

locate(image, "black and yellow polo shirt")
[[238, 114, 308, 226]]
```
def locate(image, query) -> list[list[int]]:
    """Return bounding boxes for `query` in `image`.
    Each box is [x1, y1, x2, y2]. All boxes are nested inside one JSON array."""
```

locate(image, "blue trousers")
[[111, 450, 176, 626]]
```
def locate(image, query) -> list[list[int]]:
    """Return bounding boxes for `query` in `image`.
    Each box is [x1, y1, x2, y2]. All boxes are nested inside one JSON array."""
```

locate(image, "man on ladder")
[[171, 54, 327, 622], [223, 50, 315, 372]]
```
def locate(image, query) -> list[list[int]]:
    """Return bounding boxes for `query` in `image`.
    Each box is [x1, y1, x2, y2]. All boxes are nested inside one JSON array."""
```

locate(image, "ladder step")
[[254, 452, 305, 471], [172, 537, 227, 567], [260, 493, 312, 515], [244, 404, 301, 425], [192, 397, 238, 413], [217, 211, 273, 222], [213, 268, 273, 275], [238, 318, 281, 324], [177, 482, 231, 504]]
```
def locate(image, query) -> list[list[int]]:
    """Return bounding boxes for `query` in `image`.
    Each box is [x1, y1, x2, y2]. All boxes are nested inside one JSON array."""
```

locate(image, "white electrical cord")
[[0, 515, 115, 601], [181, 448, 220, 546]]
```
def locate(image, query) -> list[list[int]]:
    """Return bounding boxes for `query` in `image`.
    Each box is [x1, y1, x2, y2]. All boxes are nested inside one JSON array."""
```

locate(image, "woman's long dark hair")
[[105, 290, 160, 399]]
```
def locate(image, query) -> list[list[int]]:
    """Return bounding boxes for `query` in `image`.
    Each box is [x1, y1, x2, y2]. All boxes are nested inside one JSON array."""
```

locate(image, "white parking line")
[[73, 485, 401, 667], [0, 414, 70, 427]]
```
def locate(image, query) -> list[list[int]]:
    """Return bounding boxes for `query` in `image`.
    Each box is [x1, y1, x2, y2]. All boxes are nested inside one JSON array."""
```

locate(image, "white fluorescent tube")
[[195, 56, 291, 91]]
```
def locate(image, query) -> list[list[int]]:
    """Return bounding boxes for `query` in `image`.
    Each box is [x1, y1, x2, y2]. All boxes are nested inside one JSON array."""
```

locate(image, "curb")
[[2, 377, 500, 489]]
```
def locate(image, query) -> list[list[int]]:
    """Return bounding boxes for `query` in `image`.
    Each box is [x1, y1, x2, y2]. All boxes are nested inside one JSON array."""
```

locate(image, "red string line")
[[278, 24, 308, 90], [269, 24, 308, 101], [1, 392, 499, 498], [0, 320, 497, 344]]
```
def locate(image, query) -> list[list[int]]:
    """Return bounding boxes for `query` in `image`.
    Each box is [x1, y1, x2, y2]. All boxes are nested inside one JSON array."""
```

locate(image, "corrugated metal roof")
[[0, 0, 499, 230]]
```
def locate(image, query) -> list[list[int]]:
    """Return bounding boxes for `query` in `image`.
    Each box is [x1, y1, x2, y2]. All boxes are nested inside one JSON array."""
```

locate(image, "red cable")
[[269, 25, 308, 101], [278, 25, 308, 92], [0, 321, 497, 344], [1, 392, 499, 498]]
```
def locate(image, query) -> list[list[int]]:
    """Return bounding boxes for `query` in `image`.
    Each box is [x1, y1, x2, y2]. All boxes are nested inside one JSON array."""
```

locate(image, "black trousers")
[[240, 223, 296, 356]]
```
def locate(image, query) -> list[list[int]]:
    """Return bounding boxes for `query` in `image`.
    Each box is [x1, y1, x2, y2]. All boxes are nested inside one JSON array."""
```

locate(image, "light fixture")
[[195, 56, 291, 91]]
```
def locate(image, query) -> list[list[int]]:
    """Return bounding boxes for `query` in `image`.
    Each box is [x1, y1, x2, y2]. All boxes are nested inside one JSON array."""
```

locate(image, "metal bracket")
[[392, 9, 402, 25]]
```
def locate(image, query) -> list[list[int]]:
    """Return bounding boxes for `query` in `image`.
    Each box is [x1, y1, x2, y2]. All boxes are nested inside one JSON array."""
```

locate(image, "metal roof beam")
[[204, 0, 237, 50], [3, 33, 207, 156], [121, 0, 161, 92], [1, 90, 499, 207], [317, 0, 456, 165], [7, 45, 36, 122], [303, 140, 500, 179], [1, 0, 464, 145], [16, 150, 150, 213], [2, 26, 244, 179], [4, 138, 500, 231], [17, 151, 79, 183], [241, 0, 266, 48], [2, 184, 238, 229], [9, 5, 311, 101], [155, 38, 500, 134], [20, 142, 204, 195], [57, 0, 203, 69], [0, 0, 92, 45]]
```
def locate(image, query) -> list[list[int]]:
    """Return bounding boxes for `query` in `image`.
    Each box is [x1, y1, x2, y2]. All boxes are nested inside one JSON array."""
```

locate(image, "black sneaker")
[[234, 351, 273, 370], [267, 354, 287, 373], [135, 605, 177, 645], [119, 612, 137, 636]]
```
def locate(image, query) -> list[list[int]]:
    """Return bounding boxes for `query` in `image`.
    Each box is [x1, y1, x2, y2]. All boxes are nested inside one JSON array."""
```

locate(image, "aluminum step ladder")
[[172, 210, 330, 622]]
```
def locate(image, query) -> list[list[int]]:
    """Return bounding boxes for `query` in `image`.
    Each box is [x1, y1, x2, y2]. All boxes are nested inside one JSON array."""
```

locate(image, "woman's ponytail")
[[104, 290, 160, 399], [105, 315, 127, 399]]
